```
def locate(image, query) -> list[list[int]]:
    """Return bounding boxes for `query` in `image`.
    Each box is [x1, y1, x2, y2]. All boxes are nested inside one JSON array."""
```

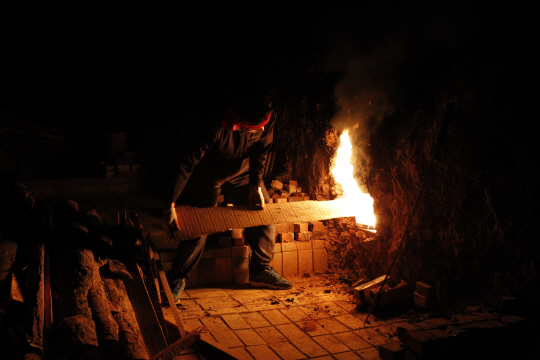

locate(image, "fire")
[[331, 129, 376, 227]]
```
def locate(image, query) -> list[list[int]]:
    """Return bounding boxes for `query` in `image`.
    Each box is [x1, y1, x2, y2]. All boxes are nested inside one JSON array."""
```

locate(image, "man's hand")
[[249, 186, 265, 210], [162, 208, 180, 240]]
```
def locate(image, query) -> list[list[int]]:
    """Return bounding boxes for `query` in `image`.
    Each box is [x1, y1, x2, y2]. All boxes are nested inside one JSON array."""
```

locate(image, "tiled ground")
[[162, 274, 401, 360]]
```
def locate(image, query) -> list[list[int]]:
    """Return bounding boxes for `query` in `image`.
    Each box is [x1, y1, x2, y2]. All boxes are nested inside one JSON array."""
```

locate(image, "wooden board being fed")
[[173, 198, 368, 241]]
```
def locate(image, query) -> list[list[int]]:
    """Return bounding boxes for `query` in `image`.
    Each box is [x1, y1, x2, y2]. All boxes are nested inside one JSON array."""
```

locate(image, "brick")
[[255, 326, 288, 344], [460, 320, 507, 335], [281, 242, 297, 252], [215, 247, 232, 257], [378, 340, 406, 360], [274, 223, 283, 233], [406, 330, 438, 357], [333, 331, 373, 350], [197, 258, 215, 286], [274, 243, 282, 253], [289, 180, 298, 186], [288, 196, 304, 202], [233, 238, 245, 247], [151, 230, 177, 250], [221, 314, 251, 330], [422, 318, 455, 329], [290, 337, 328, 358], [218, 236, 232, 247], [369, 280, 408, 309], [229, 347, 254, 360], [231, 228, 244, 239], [269, 252, 283, 276], [215, 257, 232, 284], [161, 261, 172, 274], [185, 266, 197, 288], [313, 334, 350, 353], [82, 184, 107, 196], [202, 249, 215, 259], [269, 341, 305, 360], [280, 223, 295, 233], [241, 312, 272, 328], [395, 323, 421, 344], [235, 329, 266, 346], [200, 315, 229, 332], [294, 231, 312, 241], [313, 240, 326, 249], [451, 314, 484, 325], [282, 251, 298, 276], [309, 221, 325, 231], [336, 314, 365, 330], [413, 292, 432, 308], [317, 318, 350, 334], [232, 247, 249, 284], [246, 345, 280, 360], [271, 180, 283, 189], [274, 197, 288, 203], [212, 329, 244, 348], [296, 186, 302, 192], [298, 250, 313, 274], [313, 248, 328, 273], [260, 310, 292, 326], [296, 241, 312, 251], [334, 352, 362, 360], [415, 281, 435, 298], [312, 231, 326, 239], [232, 246, 249, 257], [278, 190, 290, 197], [293, 223, 309, 233], [159, 249, 176, 263], [288, 185, 297, 193], [278, 233, 294, 243]]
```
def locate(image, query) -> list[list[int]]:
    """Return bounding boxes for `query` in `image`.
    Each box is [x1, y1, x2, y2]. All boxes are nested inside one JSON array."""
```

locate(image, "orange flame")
[[331, 129, 376, 227]]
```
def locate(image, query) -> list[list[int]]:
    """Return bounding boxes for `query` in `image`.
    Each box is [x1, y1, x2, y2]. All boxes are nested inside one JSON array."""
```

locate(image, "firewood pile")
[[0, 183, 153, 360]]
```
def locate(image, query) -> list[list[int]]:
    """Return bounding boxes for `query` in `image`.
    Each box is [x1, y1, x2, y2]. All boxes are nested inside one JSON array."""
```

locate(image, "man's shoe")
[[167, 276, 186, 304], [249, 267, 293, 290]]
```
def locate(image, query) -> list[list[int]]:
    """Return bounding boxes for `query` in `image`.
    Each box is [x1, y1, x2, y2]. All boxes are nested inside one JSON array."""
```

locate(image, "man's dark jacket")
[[170, 114, 274, 204]]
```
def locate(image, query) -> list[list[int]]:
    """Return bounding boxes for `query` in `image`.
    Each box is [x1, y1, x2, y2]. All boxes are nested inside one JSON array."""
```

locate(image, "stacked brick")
[[379, 313, 530, 359], [105, 151, 144, 179], [156, 220, 330, 288], [270, 220, 329, 278], [268, 179, 310, 203]]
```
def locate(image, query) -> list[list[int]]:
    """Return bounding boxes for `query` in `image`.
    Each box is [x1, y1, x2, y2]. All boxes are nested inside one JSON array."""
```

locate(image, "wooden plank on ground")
[[173, 199, 362, 241], [153, 247, 186, 336], [124, 261, 168, 355]]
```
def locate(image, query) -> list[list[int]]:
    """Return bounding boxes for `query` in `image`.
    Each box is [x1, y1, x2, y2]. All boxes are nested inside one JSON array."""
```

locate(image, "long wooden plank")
[[173, 198, 363, 241], [124, 261, 168, 355], [153, 248, 186, 336]]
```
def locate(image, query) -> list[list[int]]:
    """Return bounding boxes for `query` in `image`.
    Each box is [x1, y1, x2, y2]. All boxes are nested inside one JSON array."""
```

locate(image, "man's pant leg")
[[226, 167, 275, 273], [168, 175, 225, 280]]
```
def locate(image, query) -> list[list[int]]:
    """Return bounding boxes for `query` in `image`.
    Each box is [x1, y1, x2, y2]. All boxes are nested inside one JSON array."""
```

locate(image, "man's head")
[[223, 87, 272, 131]]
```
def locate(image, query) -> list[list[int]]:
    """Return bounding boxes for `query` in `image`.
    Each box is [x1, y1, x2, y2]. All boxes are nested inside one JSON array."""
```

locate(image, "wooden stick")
[[152, 247, 186, 336]]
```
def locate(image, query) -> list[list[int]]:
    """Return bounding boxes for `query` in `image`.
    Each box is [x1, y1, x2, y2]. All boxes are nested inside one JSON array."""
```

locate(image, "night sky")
[[1, 4, 335, 133], [1, 2, 535, 134]]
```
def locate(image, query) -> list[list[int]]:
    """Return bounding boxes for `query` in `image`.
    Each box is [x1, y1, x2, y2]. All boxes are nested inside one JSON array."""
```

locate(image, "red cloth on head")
[[221, 109, 271, 130]]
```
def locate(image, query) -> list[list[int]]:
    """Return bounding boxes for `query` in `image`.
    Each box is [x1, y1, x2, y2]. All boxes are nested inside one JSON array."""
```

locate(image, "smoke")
[[320, 1, 492, 187]]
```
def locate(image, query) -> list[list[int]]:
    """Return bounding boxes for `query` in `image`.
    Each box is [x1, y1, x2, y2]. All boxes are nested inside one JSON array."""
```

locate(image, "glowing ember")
[[331, 129, 376, 227]]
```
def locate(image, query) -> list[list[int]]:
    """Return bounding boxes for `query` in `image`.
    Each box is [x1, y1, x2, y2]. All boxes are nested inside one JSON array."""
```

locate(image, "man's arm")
[[163, 125, 221, 233]]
